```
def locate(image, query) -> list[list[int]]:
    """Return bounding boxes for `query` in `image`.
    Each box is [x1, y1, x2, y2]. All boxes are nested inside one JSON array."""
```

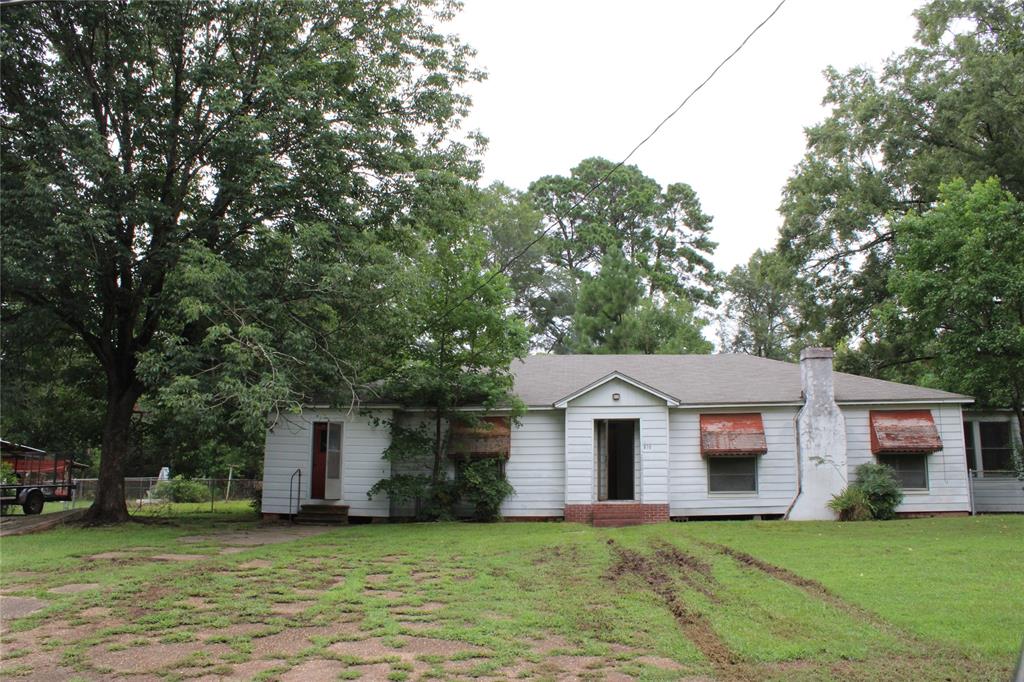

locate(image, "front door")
[[311, 422, 343, 500], [607, 420, 635, 500], [596, 420, 636, 501]]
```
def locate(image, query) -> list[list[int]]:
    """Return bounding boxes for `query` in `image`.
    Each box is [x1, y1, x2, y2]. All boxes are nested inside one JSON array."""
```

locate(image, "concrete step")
[[295, 504, 349, 525], [294, 515, 348, 524], [300, 504, 350, 513]]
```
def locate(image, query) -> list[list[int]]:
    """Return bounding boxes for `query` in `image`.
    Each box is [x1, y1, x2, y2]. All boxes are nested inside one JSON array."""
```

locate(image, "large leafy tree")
[[0, 316, 106, 456], [719, 249, 815, 360], [1, 0, 480, 521], [526, 157, 718, 351], [571, 246, 711, 355], [370, 176, 528, 517], [476, 182, 549, 326], [891, 178, 1024, 437], [778, 0, 1024, 371]]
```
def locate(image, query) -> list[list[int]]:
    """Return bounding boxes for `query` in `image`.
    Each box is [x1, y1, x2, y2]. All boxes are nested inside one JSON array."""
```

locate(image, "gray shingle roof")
[[511, 354, 971, 407]]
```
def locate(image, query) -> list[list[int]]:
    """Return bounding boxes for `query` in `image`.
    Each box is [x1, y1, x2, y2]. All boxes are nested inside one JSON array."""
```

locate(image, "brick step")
[[592, 506, 644, 516], [591, 504, 646, 528]]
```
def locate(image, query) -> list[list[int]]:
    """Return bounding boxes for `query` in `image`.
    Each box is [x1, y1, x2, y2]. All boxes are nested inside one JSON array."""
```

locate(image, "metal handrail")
[[288, 468, 302, 523]]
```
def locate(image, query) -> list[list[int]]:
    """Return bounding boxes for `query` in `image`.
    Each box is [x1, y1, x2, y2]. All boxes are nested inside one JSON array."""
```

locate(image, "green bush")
[[457, 459, 514, 522], [828, 463, 905, 521], [851, 462, 904, 520], [368, 473, 464, 521], [249, 482, 264, 513], [828, 485, 874, 521], [1, 461, 17, 485], [151, 475, 209, 503]]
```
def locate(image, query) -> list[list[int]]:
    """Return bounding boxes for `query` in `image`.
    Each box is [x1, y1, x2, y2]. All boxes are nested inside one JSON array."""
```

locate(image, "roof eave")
[[836, 397, 974, 405]]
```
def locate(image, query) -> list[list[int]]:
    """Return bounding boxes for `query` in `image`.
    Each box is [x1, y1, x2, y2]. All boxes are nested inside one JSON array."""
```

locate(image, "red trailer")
[[0, 439, 83, 515]]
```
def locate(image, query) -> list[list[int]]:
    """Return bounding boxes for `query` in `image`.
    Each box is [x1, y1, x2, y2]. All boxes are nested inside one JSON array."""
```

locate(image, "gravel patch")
[[150, 553, 207, 562], [238, 559, 273, 569], [86, 551, 132, 561], [270, 601, 314, 616], [279, 658, 347, 680], [0, 595, 48, 620], [48, 583, 101, 595], [89, 641, 231, 675]]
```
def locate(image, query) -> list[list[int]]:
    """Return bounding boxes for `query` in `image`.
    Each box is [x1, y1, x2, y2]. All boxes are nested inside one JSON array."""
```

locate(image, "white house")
[[261, 349, 976, 524]]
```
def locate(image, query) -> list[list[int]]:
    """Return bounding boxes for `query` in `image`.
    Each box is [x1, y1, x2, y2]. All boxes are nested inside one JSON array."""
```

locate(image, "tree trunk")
[[432, 410, 443, 483], [84, 381, 143, 523], [1012, 387, 1024, 467], [1013, 404, 1024, 463]]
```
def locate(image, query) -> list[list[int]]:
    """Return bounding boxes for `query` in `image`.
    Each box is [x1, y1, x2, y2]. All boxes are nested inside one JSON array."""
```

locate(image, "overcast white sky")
[[447, 0, 925, 273]]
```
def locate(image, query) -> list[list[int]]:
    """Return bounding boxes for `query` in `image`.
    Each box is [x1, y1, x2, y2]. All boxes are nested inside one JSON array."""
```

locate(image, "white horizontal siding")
[[844, 404, 970, 513], [972, 477, 1024, 512], [261, 409, 392, 516], [669, 406, 798, 517], [502, 411, 565, 517], [565, 379, 669, 504]]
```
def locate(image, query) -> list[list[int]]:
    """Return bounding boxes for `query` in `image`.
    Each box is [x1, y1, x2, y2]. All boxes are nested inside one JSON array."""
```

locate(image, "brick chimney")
[[788, 348, 848, 520]]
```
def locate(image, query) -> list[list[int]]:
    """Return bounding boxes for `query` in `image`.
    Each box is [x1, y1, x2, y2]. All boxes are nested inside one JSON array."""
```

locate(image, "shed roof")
[[510, 354, 970, 408], [700, 413, 768, 457], [869, 410, 944, 454]]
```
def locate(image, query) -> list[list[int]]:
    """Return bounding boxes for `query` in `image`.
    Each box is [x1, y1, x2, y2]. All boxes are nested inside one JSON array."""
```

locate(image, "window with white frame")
[[878, 454, 928, 490], [964, 419, 1016, 477], [707, 457, 757, 493]]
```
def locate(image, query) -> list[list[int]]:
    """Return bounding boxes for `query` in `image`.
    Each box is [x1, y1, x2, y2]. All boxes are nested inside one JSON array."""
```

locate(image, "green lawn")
[[2, 500, 82, 516], [0, 511, 1020, 680]]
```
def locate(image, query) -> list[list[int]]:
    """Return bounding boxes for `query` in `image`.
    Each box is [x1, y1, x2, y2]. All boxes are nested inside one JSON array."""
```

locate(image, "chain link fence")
[[74, 477, 260, 504]]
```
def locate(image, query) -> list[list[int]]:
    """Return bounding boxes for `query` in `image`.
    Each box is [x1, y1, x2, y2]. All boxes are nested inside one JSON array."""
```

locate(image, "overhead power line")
[[433, 0, 789, 324]]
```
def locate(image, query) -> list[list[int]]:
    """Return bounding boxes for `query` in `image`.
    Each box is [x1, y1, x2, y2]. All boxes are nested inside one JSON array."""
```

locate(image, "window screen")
[[979, 422, 1012, 472], [880, 454, 928, 489], [326, 423, 342, 479], [708, 457, 757, 493]]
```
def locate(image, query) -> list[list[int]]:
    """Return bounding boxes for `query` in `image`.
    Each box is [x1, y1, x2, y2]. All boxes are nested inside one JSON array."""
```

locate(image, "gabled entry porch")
[[559, 374, 674, 526]]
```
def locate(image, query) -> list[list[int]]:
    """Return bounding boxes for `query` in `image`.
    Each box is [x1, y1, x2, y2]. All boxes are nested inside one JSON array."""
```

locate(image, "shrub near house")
[[830, 463, 904, 521], [152, 476, 209, 503]]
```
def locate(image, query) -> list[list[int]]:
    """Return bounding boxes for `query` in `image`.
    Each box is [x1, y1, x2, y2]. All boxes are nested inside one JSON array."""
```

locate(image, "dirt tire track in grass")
[[696, 536, 958, 655], [649, 539, 718, 600], [697, 537, 1007, 679], [606, 540, 750, 681], [698, 540, 908, 636]]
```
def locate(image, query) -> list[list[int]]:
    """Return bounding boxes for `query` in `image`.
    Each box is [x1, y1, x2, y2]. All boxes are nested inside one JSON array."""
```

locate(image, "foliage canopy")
[[1, 0, 481, 520]]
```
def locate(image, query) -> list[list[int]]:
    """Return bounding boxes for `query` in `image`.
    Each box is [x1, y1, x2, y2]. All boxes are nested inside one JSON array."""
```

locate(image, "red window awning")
[[700, 413, 768, 457], [869, 410, 943, 454], [448, 416, 511, 460]]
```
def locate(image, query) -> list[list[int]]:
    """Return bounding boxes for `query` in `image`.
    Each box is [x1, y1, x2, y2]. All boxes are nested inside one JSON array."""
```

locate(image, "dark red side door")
[[311, 422, 327, 499]]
